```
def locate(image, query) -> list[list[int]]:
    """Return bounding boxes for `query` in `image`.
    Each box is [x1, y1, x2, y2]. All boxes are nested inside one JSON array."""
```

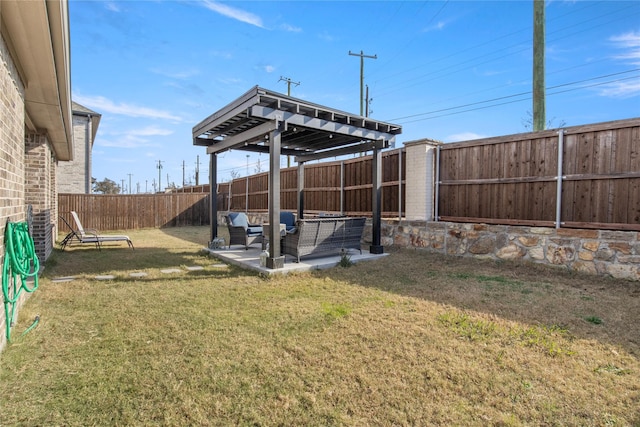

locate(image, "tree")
[[522, 111, 566, 131], [254, 158, 263, 174], [92, 177, 120, 194]]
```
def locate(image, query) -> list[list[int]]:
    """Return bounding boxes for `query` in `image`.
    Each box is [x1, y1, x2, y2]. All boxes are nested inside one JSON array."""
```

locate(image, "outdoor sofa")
[[282, 217, 366, 262]]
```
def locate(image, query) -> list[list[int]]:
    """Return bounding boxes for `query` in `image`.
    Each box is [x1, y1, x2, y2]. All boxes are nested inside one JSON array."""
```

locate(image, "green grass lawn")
[[1, 226, 638, 426]]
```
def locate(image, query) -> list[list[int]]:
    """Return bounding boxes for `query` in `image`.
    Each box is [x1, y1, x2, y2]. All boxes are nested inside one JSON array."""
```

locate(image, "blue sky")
[[69, 0, 640, 192]]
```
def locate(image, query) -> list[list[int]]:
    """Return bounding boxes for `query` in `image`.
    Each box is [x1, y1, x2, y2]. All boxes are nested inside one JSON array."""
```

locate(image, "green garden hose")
[[2, 222, 40, 342]]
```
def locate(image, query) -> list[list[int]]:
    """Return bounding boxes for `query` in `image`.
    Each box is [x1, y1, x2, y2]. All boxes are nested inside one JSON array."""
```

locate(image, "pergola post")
[[209, 153, 218, 245], [370, 143, 383, 254], [267, 124, 285, 269], [297, 161, 305, 220]]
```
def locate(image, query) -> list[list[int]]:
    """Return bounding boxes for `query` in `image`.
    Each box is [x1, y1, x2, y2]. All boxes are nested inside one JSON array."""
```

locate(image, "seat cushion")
[[280, 211, 296, 231], [247, 226, 263, 235], [229, 212, 248, 229]]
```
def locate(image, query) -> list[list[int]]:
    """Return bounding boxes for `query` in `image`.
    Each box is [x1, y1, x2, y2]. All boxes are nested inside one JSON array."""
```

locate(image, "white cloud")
[[600, 31, 640, 98], [598, 80, 640, 98], [128, 126, 174, 137], [201, 1, 264, 28], [150, 68, 200, 79], [98, 135, 150, 149], [318, 31, 337, 42], [73, 94, 183, 122], [97, 125, 174, 148], [218, 77, 243, 85], [422, 21, 447, 32], [280, 23, 302, 33], [610, 31, 640, 65], [104, 2, 120, 12], [264, 65, 276, 73], [209, 50, 233, 60], [445, 132, 486, 143]]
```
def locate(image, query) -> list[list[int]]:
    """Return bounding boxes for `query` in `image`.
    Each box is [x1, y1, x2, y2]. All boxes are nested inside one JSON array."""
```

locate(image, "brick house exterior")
[[1, 1, 72, 351], [57, 102, 101, 194]]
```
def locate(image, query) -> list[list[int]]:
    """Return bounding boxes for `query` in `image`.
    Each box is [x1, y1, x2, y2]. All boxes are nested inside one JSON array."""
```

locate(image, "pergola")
[[192, 86, 402, 269]]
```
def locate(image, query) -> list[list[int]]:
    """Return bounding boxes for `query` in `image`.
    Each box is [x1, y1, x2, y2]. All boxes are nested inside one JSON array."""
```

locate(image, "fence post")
[[245, 176, 249, 213], [398, 149, 403, 221], [435, 145, 440, 222], [555, 129, 564, 229], [340, 161, 345, 215]]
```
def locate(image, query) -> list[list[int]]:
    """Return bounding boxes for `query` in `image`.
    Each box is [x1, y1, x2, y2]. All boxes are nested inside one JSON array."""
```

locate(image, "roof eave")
[[2, 0, 73, 160]]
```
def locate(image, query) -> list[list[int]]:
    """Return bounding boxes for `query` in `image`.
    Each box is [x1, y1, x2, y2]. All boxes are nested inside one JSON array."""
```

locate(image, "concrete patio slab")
[[203, 246, 388, 275]]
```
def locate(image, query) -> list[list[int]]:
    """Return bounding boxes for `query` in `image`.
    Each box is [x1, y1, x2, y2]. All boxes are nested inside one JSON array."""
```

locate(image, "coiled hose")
[[2, 222, 40, 342]]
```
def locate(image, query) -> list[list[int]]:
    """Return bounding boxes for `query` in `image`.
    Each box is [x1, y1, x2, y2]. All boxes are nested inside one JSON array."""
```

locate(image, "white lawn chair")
[[60, 211, 134, 250]]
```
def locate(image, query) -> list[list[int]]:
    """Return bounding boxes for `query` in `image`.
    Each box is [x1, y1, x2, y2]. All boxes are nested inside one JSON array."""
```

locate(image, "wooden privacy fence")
[[58, 193, 210, 232], [58, 118, 639, 232], [58, 148, 405, 232], [437, 118, 640, 231], [226, 149, 406, 217]]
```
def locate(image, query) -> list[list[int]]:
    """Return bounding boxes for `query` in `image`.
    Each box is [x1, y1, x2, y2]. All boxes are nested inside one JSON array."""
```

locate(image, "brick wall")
[[1, 33, 27, 352], [57, 113, 90, 193], [25, 133, 57, 262]]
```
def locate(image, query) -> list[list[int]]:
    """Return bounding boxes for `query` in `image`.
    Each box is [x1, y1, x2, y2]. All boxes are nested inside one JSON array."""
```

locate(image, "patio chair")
[[280, 211, 297, 233], [59, 215, 99, 250], [60, 211, 134, 250], [225, 212, 262, 250]]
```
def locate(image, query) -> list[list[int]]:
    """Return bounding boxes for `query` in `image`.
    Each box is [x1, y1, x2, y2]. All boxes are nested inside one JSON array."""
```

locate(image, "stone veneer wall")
[[375, 220, 640, 281], [217, 212, 639, 281]]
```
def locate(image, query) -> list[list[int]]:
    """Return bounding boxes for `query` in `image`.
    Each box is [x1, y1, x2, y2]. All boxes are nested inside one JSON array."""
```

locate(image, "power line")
[[373, 3, 639, 98], [390, 69, 640, 123]]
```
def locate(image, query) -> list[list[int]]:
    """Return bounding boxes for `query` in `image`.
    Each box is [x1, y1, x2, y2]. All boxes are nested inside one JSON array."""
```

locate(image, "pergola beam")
[[250, 105, 398, 143], [193, 90, 260, 137], [205, 121, 277, 155], [295, 139, 388, 163]]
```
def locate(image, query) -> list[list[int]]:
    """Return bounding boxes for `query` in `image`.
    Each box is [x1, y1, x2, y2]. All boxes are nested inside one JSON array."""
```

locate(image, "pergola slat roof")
[[193, 86, 402, 162], [192, 86, 402, 270]]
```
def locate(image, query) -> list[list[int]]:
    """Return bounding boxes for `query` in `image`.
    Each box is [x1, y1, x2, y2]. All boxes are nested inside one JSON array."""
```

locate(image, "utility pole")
[[120, 179, 125, 194], [182, 160, 186, 187], [278, 76, 300, 96], [127, 173, 133, 194], [348, 50, 377, 116], [279, 77, 300, 168], [156, 160, 163, 193], [533, 0, 546, 131], [195, 155, 201, 186]]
